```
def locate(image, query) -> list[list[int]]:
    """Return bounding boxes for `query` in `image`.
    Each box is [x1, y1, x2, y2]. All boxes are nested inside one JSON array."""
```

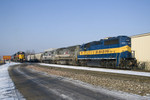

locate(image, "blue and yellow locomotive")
[[78, 36, 137, 68]]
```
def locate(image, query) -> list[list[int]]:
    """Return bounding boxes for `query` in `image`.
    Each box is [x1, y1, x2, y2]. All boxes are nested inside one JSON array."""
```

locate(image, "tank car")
[[27, 55, 31, 62], [27, 53, 42, 62], [34, 53, 42, 62], [77, 36, 137, 69], [27, 54, 35, 62]]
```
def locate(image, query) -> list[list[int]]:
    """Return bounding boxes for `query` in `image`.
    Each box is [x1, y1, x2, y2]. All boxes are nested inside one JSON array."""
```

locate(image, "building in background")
[[131, 32, 150, 70]]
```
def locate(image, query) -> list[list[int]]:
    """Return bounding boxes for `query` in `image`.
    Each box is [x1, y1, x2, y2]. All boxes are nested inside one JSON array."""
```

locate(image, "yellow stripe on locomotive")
[[19, 54, 25, 60], [79, 45, 131, 55]]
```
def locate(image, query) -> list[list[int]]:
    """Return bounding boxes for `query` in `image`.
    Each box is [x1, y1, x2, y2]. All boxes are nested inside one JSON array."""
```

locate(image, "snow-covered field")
[[39, 63, 150, 77], [0, 62, 25, 100]]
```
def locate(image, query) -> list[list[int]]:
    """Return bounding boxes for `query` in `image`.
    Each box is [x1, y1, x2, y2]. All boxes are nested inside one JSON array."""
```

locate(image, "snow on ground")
[[39, 63, 150, 77], [0, 62, 25, 100]]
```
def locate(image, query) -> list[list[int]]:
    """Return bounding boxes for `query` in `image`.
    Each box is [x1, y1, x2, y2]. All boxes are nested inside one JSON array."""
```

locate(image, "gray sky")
[[0, 0, 150, 55]]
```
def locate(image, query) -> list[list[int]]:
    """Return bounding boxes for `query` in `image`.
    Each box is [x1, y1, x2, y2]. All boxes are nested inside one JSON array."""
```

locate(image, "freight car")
[[27, 53, 42, 62], [27, 54, 35, 62], [78, 36, 137, 68], [35, 53, 42, 62]]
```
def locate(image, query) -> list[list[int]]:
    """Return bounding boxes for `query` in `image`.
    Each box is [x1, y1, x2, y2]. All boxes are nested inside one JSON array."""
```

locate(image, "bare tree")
[[31, 50, 35, 55], [25, 50, 31, 56]]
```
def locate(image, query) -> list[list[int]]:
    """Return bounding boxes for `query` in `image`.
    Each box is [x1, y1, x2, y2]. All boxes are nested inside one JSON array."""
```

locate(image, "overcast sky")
[[0, 0, 150, 56]]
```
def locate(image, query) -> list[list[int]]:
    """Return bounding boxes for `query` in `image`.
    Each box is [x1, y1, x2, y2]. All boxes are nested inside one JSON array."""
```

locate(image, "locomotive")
[[40, 46, 80, 65], [27, 36, 137, 69], [78, 36, 137, 68], [12, 51, 26, 63]]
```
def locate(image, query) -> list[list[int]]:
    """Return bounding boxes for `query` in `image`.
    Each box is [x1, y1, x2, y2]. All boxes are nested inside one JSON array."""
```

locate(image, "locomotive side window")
[[104, 39, 119, 45], [85, 43, 90, 48], [83, 43, 90, 50], [93, 41, 100, 45]]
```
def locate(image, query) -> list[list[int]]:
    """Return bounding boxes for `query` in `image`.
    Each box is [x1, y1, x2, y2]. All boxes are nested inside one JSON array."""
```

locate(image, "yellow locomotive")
[[13, 51, 25, 62]]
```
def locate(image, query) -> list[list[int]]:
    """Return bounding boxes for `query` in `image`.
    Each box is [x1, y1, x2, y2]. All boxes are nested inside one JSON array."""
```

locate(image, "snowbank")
[[39, 63, 150, 77], [0, 62, 25, 100]]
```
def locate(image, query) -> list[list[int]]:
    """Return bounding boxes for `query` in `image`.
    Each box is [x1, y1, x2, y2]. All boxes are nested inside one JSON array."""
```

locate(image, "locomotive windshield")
[[104, 39, 119, 45], [85, 43, 90, 48]]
